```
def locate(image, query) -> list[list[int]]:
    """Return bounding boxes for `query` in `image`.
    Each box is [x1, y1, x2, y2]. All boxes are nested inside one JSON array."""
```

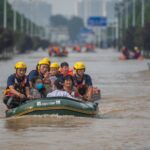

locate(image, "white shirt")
[[47, 90, 73, 98]]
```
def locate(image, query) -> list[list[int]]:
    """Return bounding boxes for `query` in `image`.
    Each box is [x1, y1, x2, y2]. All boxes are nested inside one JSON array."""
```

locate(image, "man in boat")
[[3, 62, 32, 109], [28, 58, 51, 86], [58, 62, 73, 82], [49, 62, 61, 90], [73, 61, 93, 101]]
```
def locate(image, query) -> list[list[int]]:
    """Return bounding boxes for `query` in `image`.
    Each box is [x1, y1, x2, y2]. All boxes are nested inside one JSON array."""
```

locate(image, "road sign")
[[87, 16, 107, 26]]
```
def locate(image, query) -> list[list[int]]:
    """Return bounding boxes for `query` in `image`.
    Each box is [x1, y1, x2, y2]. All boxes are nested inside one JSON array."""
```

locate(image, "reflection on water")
[[0, 49, 150, 150], [5, 115, 92, 131]]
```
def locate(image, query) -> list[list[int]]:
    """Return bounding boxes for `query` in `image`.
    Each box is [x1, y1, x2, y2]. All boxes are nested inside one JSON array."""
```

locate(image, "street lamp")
[[132, 0, 136, 27], [13, 11, 17, 31], [3, 0, 7, 28], [141, 0, 145, 27], [125, 1, 129, 29], [20, 14, 24, 33]]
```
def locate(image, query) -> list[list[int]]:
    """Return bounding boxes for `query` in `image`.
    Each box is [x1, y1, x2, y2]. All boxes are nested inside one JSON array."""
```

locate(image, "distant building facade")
[[77, 0, 105, 26], [10, 0, 52, 26]]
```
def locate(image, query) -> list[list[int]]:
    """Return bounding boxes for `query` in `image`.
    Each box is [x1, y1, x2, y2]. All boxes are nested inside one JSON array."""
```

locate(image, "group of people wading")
[[3, 57, 100, 109]]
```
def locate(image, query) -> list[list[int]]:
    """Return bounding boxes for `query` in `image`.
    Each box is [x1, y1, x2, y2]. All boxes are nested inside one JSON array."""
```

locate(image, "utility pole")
[[132, 0, 136, 27], [141, 0, 145, 27], [13, 10, 17, 31], [3, 0, 7, 28], [125, 1, 129, 29], [21, 14, 24, 33], [26, 19, 29, 35]]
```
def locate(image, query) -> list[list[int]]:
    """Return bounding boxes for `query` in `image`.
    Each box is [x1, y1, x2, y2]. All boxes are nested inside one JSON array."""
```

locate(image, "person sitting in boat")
[[63, 75, 78, 98], [62, 46, 68, 56], [28, 58, 52, 94], [47, 79, 73, 98], [133, 46, 142, 59], [30, 76, 46, 99], [28, 58, 52, 90], [58, 62, 73, 81], [73, 61, 93, 101], [3, 62, 32, 109], [121, 46, 130, 59], [49, 62, 61, 90]]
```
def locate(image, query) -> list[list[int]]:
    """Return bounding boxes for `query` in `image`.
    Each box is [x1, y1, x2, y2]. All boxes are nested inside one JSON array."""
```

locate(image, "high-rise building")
[[77, 0, 105, 26]]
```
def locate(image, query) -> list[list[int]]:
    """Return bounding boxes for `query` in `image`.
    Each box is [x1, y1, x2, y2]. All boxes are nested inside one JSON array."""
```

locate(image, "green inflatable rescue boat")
[[6, 97, 99, 118]]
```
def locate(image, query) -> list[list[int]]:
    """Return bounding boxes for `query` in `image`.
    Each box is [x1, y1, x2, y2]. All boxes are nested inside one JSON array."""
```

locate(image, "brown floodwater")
[[0, 49, 150, 150]]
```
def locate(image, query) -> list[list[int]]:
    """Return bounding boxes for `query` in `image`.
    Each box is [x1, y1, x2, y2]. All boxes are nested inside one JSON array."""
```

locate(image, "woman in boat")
[[30, 76, 46, 99], [73, 61, 93, 101], [63, 75, 78, 97], [47, 79, 73, 98], [3, 62, 32, 109]]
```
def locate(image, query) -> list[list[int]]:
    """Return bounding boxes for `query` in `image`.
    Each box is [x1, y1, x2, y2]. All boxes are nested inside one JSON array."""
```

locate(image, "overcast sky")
[[44, 0, 118, 17], [44, 0, 77, 17]]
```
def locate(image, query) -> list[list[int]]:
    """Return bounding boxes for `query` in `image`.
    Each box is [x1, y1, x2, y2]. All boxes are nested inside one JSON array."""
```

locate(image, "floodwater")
[[0, 48, 150, 150]]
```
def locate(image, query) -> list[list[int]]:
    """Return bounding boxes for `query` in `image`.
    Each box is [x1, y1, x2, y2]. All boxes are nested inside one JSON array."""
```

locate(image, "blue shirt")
[[28, 70, 39, 82], [7, 73, 29, 88], [74, 74, 93, 86]]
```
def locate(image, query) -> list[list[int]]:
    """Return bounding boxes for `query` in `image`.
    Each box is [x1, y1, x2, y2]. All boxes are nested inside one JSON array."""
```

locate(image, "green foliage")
[[143, 23, 150, 51], [68, 16, 84, 40], [0, 0, 4, 27], [117, 0, 150, 54], [50, 15, 68, 27], [0, 27, 14, 53], [50, 15, 84, 40]]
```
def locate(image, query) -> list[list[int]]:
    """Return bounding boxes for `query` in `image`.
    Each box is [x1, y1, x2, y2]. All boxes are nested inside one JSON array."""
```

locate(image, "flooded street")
[[0, 49, 150, 150]]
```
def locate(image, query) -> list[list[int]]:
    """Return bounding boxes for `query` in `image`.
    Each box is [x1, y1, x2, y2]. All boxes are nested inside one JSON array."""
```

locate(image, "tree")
[[50, 15, 68, 27], [68, 16, 84, 40], [50, 15, 84, 41]]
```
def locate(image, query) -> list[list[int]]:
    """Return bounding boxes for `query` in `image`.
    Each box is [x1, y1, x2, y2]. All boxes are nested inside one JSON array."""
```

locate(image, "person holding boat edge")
[[3, 62, 32, 109], [73, 61, 93, 101]]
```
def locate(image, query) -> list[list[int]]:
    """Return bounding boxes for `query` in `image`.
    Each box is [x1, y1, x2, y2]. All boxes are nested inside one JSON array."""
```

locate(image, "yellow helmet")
[[41, 57, 51, 65], [50, 62, 59, 68], [38, 58, 50, 66], [74, 61, 85, 70], [37, 58, 50, 71], [15, 61, 27, 69]]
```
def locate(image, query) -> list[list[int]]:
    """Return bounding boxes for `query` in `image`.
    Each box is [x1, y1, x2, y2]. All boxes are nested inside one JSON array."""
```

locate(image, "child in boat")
[[30, 76, 46, 99], [3, 62, 32, 109]]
